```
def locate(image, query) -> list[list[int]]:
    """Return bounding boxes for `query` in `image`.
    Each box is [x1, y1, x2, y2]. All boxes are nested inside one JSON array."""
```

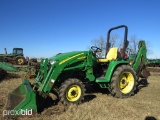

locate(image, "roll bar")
[[106, 25, 129, 59]]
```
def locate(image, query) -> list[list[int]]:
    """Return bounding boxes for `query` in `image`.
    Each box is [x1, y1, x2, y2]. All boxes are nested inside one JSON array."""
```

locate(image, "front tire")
[[110, 65, 137, 98], [59, 78, 86, 105]]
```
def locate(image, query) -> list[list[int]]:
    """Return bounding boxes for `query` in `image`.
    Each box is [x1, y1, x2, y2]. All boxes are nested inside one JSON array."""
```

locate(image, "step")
[[96, 77, 106, 82]]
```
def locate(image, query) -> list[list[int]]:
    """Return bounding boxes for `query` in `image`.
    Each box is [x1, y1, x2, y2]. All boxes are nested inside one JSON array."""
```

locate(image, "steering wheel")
[[91, 46, 102, 53]]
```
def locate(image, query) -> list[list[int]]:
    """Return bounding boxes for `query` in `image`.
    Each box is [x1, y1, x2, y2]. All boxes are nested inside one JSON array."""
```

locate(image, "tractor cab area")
[[13, 48, 23, 55], [92, 25, 129, 63], [91, 25, 130, 79]]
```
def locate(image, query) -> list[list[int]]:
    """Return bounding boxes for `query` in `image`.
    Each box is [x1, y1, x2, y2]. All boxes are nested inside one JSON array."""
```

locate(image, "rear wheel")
[[110, 65, 137, 98], [16, 57, 25, 65], [59, 78, 85, 105]]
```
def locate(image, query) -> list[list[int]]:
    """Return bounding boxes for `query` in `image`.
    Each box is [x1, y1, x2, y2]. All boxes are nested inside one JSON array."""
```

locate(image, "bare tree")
[[110, 34, 119, 47], [91, 36, 106, 57], [91, 34, 153, 58], [129, 35, 153, 57], [91, 34, 119, 58], [129, 35, 139, 53], [91, 36, 106, 50]]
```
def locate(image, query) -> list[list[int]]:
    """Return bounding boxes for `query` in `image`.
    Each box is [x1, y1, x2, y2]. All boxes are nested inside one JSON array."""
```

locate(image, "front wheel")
[[110, 65, 137, 98], [59, 78, 86, 105]]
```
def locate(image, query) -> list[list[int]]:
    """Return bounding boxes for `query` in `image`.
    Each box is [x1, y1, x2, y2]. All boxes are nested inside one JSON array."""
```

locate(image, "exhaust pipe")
[[4, 48, 7, 54]]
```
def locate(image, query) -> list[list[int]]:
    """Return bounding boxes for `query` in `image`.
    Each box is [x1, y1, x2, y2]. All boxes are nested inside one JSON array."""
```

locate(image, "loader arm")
[[131, 40, 150, 79]]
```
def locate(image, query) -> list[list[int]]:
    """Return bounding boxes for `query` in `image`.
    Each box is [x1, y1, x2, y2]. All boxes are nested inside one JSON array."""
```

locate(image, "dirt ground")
[[0, 67, 160, 120]]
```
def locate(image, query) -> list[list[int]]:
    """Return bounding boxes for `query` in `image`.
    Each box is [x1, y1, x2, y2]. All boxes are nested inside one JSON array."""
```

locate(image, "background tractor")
[[0, 48, 25, 65], [147, 59, 160, 67], [6, 25, 150, 117]]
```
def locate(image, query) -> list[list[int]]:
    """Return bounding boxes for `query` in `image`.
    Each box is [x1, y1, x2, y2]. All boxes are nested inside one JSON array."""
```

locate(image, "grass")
[[0, 70, 160, 120]]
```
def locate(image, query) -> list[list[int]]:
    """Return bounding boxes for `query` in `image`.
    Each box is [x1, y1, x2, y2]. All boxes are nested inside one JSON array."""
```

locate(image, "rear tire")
[[59, 78, 85, 105], [16, 56, 25, 65], [110, 65, 137, 98]]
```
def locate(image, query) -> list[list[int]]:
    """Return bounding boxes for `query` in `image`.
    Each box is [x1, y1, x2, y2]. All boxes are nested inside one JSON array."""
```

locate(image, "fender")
[[105, 60, 128, 82]]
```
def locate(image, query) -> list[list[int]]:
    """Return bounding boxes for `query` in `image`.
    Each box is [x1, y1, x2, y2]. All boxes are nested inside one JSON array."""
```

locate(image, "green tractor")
[[6, 25, 150, 117], [0, 48, 25, 65]]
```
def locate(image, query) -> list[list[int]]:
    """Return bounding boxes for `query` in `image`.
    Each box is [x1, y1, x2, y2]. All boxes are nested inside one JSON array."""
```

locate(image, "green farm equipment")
[[147, 59, 160, 67], [6, 25, 150, 117], [0, 48, 25, 65], [0, 62, 18, 72], [155, 59, 160, 67], [0, 62, 18, 80]]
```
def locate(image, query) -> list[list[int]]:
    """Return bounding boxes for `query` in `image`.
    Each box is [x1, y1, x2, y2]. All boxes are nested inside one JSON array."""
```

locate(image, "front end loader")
[[5, 25, 150, 118]]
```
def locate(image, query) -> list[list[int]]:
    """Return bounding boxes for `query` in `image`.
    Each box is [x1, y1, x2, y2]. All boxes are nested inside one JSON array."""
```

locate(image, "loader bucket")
[[0, 62, 18, 72], [5, 79, 37, 117]]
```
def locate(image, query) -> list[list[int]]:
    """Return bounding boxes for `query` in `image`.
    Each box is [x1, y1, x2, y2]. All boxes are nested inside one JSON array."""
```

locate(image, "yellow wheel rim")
[[119, 72, 134, 94], [66, 85, 81, 102], [18, 58, 23, 64]]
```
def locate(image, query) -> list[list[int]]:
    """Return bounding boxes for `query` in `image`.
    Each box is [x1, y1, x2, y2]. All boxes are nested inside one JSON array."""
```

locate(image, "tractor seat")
[[98, 47, 118, 62]]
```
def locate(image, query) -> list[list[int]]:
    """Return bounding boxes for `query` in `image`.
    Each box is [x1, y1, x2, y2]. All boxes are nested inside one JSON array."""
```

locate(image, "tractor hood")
[[49, 51, 89, 61]]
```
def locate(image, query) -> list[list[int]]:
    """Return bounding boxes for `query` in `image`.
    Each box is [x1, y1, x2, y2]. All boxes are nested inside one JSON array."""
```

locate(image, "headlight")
[[49, 60, 57, 65]]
